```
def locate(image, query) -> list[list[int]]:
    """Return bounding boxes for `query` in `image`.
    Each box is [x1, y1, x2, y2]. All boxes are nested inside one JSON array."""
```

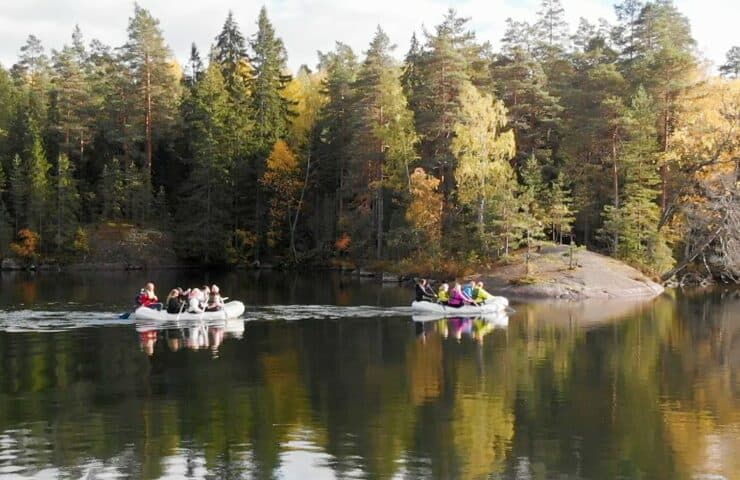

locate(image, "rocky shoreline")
[[1, 244, 666, 300]]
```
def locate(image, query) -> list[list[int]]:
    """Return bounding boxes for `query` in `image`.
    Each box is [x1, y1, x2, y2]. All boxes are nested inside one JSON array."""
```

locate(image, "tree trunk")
[[145, 53, 153, 175], [290, 151, 311, 261], [376, 106, 384, 260], [612, 130, 619, 254]]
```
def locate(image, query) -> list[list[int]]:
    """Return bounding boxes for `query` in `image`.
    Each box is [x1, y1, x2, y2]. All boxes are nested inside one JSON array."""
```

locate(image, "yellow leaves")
[[262, 140, 299, 185], [452, 81, 516, 204], [407, 168, 443, 246], [11, 228, 40, 260], [284, 69, 326, 145], [669, 78, 740, 173]]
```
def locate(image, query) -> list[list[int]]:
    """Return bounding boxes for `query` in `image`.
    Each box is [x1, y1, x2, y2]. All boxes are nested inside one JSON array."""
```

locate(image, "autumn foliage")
[[10, 229, 41, 261]]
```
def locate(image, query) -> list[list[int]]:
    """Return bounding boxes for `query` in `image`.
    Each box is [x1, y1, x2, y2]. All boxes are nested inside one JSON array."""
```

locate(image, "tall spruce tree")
[[249, 6, 293, 258], [0, 162, 11, 255], [184, 43, 204, 88], [313, 43, 358, 244], [213, 11, 251, 94], [53, 153, 80, 252], [176, 64, 233, 263], [25, 121, 52, 239], [100, 158, 125, 220]]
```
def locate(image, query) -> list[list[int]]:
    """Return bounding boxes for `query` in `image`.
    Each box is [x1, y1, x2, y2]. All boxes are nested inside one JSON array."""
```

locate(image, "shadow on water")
[[0, 271, 738, 479]]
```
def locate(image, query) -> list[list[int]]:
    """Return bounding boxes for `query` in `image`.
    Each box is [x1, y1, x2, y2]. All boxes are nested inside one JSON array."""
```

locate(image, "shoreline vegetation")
[[1, 226, 663, 299], [0, 2, 738, 290]]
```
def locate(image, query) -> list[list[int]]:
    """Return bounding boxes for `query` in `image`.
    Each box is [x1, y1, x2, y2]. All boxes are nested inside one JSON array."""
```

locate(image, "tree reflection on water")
[[0, 289, 737, 479]]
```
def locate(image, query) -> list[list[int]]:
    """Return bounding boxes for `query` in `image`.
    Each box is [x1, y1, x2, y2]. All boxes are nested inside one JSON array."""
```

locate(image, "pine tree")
[[627, 0, 697, 215], [501, 18, 536, 56], [519, 154, 547, 222], [534, 0, 569, 53], [546, 171, 576, 243], [600, 88, 672, 273], [51, 28, 93, 168], [613, 0, 644, 63], [720, 46, 740, 79], [13, 35, 51, 125], [120, 3, 179, 177], [492, 46, 562, 166], [410, 12, 470, 194], [345, 27, 418, 258]]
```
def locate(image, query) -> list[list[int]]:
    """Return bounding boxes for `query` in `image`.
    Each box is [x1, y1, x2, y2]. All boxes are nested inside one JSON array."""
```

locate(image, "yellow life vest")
[[475, 288, 491, 302], [438, 290, 449, 302]]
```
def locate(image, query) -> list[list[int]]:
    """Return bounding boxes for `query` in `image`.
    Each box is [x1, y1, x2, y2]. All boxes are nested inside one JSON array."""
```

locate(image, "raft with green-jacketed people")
[[411, 278, 509, 316]]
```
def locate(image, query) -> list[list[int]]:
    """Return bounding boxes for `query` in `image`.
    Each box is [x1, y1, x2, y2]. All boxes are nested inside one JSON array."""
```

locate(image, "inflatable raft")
[[132, 301, 245, 321], [411, 297, 508, 316]]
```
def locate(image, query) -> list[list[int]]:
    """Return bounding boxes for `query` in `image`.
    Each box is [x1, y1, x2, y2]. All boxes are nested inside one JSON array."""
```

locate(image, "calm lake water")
[[0, 270, 738, 479]]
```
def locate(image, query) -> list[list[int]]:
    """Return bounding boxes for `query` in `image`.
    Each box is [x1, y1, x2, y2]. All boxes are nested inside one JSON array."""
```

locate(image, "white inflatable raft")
[[132, 301, 245, 321], [411, 297, 508, 316]]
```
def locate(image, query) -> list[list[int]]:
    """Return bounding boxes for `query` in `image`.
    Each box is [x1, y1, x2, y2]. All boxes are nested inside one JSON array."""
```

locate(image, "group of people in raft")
[[415, 278, 492, 307], [136, 282, 227, 314]]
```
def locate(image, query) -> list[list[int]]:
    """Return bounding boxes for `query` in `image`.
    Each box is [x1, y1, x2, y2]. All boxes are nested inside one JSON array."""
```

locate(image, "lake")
[[0, 271, 738, 479]]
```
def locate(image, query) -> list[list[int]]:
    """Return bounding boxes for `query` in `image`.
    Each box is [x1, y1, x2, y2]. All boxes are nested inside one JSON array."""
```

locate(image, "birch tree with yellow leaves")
[[662, 78, 740, 282], [451, 81, 516, 244]]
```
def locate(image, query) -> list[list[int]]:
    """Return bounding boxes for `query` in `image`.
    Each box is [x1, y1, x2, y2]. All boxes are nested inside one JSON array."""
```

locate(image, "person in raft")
[[462, 280, 476, 300], [187, 288, 205, 314], [448, 282, 478, 308], [205, 284, 225, 312], [415, 278, 437, 302], [437, 283, 450, 305], [472, 281, 492, 303], [137, 282, 162, 310], [165, 288, 188, 314]]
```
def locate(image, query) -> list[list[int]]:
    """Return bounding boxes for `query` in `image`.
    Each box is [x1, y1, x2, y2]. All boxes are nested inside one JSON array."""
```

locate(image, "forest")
[[0, 0, 737, 282]]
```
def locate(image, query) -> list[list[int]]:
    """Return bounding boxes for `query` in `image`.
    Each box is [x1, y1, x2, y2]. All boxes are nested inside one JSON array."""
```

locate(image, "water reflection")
[[136, 319, 245, 358], [414, 314, 509, 344], [0, 278, 737, 479]]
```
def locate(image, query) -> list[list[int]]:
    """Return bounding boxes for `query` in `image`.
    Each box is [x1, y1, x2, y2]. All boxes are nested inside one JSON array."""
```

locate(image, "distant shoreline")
[[0, 245, 665, 301]]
